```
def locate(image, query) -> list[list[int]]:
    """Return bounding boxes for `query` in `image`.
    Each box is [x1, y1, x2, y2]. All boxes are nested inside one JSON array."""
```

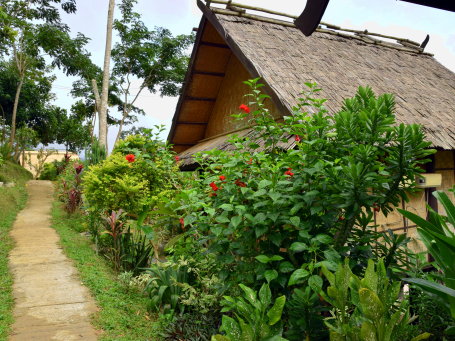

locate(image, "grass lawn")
[[51, 203, 159, 341], [0, 161, 32, 340]]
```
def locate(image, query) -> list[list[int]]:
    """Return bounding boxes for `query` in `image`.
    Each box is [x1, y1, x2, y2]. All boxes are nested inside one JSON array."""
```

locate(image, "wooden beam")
[[193, 70, 225, 77], [185, 96, 217, 102], [200, 41, 230, 49]]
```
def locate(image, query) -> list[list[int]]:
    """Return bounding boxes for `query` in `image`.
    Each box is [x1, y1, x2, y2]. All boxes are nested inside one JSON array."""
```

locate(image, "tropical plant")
[[398, 188, 455, 335], [145, 262, 189, 314], [84, 137, 106, 166], [321, 259, 430, 341], [211, 283, 287, 341], [103, 209, 126, 272]]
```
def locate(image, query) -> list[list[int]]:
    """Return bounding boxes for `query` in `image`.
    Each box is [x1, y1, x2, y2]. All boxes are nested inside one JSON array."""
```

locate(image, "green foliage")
[[56, 159, 84, 214], [180, 80, 432, 297], [399, 188, 455, 333], [39, 162, 58, 180], [85, 138, 107, 166], [145, 262, 189, 314], [83, 129, 180, 215], [157, 311, 221, 341], [321, 259, 430, 341], [212, 283, 287, 341]]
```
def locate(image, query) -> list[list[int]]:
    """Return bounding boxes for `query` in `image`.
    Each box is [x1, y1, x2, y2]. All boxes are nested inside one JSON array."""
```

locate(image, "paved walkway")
[[8, 181, 98, 340]]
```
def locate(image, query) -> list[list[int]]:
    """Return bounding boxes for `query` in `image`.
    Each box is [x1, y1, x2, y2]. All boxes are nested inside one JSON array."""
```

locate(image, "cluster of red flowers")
[[284, 167, 294, 177], [179, 217, 185, 230], [219, 175, 226, 181], [125, 154, 135, 163], [295, 135, 301, 142], [175, 155, 180, 162], [209, 182, 220, 191], [239, 104, 250, 113]]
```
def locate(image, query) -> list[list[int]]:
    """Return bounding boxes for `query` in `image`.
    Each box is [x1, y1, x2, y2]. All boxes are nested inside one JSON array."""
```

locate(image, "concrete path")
[[8, 181, 98, 340]]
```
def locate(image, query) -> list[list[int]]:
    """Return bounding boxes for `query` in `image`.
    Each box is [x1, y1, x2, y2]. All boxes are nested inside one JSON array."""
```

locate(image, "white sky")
[[50, 0, 455, 151]]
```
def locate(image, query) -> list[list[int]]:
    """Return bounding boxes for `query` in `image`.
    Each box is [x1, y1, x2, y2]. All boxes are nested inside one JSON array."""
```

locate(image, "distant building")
[[20, 150, 79, 178]]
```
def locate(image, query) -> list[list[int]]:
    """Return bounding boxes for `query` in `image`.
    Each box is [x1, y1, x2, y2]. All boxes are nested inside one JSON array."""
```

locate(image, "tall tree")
[[98, 0, 116, 151], [112, 0, 194, 143], [2, 0, 92, 146]]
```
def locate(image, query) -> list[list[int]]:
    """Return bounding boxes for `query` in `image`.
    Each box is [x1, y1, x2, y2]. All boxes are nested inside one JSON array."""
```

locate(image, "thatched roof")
[[169, 1, 455, 168]]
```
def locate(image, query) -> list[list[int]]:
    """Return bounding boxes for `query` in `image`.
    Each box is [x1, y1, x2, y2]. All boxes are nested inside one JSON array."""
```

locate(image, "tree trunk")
[[98, 0, 116, 152], [10, 74, 25, 146]]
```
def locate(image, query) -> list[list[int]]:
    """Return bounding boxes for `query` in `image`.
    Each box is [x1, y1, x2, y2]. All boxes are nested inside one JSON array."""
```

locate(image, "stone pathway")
[[8, 181, 98, 340]]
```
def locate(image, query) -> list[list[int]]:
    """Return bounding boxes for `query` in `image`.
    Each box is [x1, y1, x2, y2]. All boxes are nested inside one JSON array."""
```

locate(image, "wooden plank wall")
[[374, 150, 455, 253]]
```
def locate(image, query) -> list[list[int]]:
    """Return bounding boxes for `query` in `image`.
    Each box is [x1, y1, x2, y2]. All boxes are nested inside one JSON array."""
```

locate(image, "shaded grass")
[[51, 203, 159, 341], [0, 161, 32, 340]]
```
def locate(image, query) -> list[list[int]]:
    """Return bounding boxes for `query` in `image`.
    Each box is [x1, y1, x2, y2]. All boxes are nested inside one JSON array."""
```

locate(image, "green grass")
[[0, 161, 32, 340], [51, 203, 159, 340]]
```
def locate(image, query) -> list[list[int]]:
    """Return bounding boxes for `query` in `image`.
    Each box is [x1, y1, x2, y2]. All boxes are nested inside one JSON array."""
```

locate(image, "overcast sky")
[[51, 0, 455, 151]]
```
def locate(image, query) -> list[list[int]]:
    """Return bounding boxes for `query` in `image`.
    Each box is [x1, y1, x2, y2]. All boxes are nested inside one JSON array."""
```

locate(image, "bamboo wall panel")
[[202, 20, 226, 44], [178, 100, 214, 123], [187, 74, 224, 98], [205, 54, 280, 138], [194, 45, 232, 73]]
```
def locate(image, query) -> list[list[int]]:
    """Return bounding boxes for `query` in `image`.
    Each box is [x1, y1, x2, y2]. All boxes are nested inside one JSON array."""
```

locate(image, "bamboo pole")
[[206, 0, 423, 50]]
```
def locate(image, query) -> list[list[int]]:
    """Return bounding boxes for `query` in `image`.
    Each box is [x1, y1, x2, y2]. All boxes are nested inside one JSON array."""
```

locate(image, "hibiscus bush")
[[161, 79, 434, 339], [83, 127, 180, 216]]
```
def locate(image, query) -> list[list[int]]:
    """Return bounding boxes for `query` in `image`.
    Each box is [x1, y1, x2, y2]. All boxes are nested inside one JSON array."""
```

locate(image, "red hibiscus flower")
[[125, 154, 135, 163], [174, 155, 180, 162], [209, 182, 220, 191], [239, 104, 251, 113], [219, 175, 226, 181], [179, 218, 185, 229], [235, 179, 247, 187], [284, 167, 294, 177], [295, 135, 301, 142]]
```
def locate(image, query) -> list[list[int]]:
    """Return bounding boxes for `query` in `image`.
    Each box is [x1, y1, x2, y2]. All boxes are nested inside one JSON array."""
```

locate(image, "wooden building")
[[168, 0, 455, 245]]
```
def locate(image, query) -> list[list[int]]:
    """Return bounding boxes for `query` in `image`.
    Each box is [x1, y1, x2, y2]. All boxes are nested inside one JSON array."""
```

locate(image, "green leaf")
[[258, 179, 273, 189], [267, 295, 286, 326], [289, 242, 307, 253], [411, 333, 432, 341], [254, 212, 267, 224], [270, 255, 284, 261], [359, 288, 384, 320], [220, 315, 241, 340], [220, 204, 234, 211], [239, 284, 258, 307], [314, 234, 332, 244], [216, 215, 231, 224], [264, 270, 278, 283], [259, 283, 272, 308], [231, 215, 242, 228], [288, 269, 309, 286], [308, 275, 323, 292], [256, 255, 270, 264], [290, 216, 300, 227], [255, 225, 268, 238], [279, 261, 295, 273]]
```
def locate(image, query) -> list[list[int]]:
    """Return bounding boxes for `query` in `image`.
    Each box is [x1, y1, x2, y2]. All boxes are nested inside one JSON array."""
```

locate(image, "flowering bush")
[[163, 80, 434, 339], [83, 127, 180, 216]]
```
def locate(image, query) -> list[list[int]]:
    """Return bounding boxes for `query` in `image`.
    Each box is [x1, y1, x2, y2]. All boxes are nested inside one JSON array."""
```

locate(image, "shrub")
[[83, 129, 180, 216], [39, 162, 58, 180]]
